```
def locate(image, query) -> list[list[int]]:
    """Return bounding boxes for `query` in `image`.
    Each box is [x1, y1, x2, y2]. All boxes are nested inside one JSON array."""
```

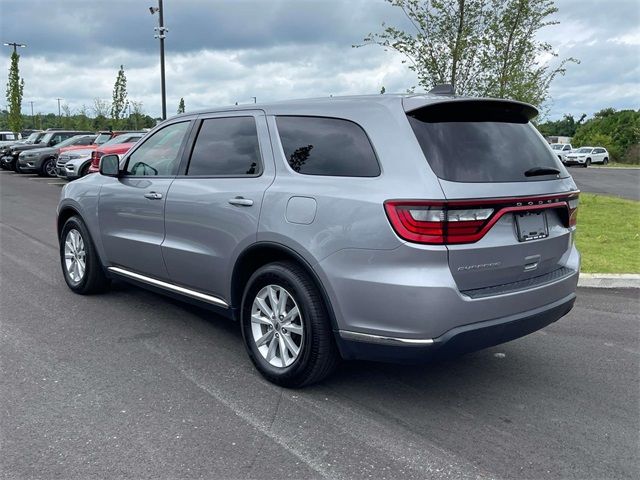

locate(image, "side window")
[[187, 117, 261, 176], [564, 145, 571, 151], [124, 122, 190, 176], [276, 116, 380, 177], [50, 134, 64, 145]]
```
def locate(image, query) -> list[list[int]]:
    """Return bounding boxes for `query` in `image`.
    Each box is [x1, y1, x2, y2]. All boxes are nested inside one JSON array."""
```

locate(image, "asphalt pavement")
[[568, 166, 640, 201], [1, 170, 639, 480]]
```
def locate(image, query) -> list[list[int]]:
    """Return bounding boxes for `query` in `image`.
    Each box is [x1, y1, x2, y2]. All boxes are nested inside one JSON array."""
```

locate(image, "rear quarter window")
[[408, 102, 566, 182], [276, 116, 380, 177]]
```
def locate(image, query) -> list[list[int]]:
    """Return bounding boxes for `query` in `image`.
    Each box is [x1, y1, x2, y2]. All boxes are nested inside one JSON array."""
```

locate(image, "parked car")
[[60, 130, 140, 156], [56, 132, 144, 180], [0, 131, 45, 168], [16, 134, 97, 176], [0, 131, 20, 142], [550, 143, 573, 163], [57, 93, 580, 387], [1, 129, 93, 172], [564, 147, 609, 167]]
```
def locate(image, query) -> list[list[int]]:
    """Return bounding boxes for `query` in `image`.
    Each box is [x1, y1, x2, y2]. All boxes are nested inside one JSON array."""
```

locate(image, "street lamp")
[[56, 98, 63, 118], [3, 42, 26, 54], [149, 1, 168, 120]]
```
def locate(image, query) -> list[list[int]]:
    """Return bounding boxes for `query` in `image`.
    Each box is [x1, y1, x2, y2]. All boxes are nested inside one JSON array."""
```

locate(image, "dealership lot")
[[1, 170, 638, 479], [569, 166, 640, 201]]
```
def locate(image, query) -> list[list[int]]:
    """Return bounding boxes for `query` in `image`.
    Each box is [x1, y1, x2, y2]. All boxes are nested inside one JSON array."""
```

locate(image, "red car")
[[59, 131, 141, 156], [87, 132, 146, 173]]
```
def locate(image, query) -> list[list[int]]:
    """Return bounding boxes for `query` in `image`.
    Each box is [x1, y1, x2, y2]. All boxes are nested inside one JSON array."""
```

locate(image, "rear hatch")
[[404, 98, 578, 292]]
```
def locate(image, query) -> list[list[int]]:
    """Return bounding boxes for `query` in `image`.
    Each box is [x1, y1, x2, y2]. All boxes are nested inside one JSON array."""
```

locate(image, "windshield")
[[57, 135, 92, 148], [95, 133, 113, 145], [102, 133, 144, 146], [576, 147, 592, 153], [25, 132, 41, 143], [551, 144, 563, 150], [408, 103, 566, 182]]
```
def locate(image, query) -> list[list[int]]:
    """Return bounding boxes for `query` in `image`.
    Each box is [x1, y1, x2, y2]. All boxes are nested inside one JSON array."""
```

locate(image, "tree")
[[572, 109, 640, 163], [111, 65, 128, 129], [537, 113, 586, 137], [177, 97, 185, 114], [5, 50, 25, 134], [380, 86, 386, 94], [357, 0, 577, 109]]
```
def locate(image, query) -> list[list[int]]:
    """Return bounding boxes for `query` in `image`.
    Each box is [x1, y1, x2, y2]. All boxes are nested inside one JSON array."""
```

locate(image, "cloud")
[[0, 0, 637, 120]]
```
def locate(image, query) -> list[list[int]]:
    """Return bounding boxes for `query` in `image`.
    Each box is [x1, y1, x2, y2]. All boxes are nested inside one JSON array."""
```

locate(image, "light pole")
[[149, 1, 168, 120], [3, 42, 26, 54], [56, 98, 62, 119], [29, 101, 34, 128]]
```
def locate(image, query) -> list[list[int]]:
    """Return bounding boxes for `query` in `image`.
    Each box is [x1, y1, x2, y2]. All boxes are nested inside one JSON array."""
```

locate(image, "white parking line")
[[47, 182, 67, 186]]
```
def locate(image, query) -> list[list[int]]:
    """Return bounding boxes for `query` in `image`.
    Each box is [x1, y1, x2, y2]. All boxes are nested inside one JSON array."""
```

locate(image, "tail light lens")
[[91, 150, 104, 168], [385, 193, 580, 245]]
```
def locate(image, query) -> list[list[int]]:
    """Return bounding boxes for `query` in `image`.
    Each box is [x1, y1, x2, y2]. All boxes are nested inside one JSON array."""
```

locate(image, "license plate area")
[[515, 211, 548, 242]]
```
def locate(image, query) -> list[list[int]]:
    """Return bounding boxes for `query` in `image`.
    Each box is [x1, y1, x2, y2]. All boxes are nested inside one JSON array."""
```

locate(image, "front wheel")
[[60, 216, 110, 294], [41, 157, 56, 177], [241, 262, 339, 388], [584, 158, 591, 167]]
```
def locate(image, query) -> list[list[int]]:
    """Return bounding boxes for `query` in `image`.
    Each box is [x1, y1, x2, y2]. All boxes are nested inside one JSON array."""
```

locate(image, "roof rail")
[[429, 84, 455, 96]]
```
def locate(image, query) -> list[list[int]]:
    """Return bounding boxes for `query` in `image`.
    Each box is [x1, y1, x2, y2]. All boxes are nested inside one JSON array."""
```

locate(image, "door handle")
[[144, 192, 163, 200], [228, 197, 254, 207]]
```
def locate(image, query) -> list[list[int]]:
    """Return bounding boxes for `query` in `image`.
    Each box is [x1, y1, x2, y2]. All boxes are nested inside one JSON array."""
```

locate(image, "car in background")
[[0, 131, 20, 142], [16, 134, 97, 176], [0, 131, 45, 168], [564, 147, 609, 167], [1, 129, 93, 172], [59, 130, 143, 156], [57, 132, 145, 180], [550, 143, 573, 163]]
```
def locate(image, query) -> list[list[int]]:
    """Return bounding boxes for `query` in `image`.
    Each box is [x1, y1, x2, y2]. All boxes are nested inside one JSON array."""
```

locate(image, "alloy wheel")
[[45, 159, 56, 177], [64, 229, 86, 283], [251, 285, 304, 368]]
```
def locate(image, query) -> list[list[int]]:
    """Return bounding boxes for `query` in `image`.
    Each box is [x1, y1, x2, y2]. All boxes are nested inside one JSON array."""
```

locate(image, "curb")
[[578, 273, 640, 289]]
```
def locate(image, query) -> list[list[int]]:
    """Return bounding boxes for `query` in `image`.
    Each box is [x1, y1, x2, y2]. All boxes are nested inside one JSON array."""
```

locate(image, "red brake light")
[[91, 150, 104, 167], [385, 193, 579, 245]]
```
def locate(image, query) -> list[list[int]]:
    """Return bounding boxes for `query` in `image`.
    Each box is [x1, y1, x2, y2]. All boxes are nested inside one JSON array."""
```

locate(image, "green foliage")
[[177, 97, 185, 114], [572, 109, 640, 163], [537, 113, 586, 137], [111, 65, 128, 129], [5, 51, 25, 134], [356, 0, 577, 109], [575, 194, 640, 273]]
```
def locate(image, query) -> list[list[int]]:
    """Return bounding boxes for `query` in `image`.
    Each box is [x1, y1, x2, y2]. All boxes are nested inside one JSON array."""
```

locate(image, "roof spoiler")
[[403, 97, 539, 121], [429, 84, 455, 96]]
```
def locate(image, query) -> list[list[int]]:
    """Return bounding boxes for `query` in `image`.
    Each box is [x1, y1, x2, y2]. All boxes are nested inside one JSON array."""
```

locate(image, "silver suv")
[[57, 93, 580, 387]]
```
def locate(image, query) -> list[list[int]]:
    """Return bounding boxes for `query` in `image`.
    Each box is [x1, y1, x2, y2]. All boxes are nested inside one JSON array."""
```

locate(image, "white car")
[[550, 143, 573, 162], [564, 146, 609, 167]]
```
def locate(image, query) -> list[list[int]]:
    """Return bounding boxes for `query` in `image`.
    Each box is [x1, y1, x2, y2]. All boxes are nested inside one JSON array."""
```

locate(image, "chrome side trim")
[[107, 266, 229, 308], [338, 330, 435, 346]]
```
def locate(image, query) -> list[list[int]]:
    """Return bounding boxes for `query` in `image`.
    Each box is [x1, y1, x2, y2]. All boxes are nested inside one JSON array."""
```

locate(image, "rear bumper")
[[336, 293, 575, 362]]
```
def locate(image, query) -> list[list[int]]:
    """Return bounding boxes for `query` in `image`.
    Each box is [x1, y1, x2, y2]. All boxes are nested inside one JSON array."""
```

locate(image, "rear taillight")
[[91, 150, 103, 168], [568, 196, 579, 227], [385, 193, 580, 245]]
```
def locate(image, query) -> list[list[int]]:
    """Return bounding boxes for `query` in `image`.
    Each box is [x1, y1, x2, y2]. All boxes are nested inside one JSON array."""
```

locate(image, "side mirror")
[[100, 154, 120, 177]]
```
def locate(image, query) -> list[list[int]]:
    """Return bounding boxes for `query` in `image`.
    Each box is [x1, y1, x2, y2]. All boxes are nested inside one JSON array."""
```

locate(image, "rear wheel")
[[41, 157, 56, 177], [603, 157, 609, 165], [241, 261, 339, 387], [60, 216, 110, 294]]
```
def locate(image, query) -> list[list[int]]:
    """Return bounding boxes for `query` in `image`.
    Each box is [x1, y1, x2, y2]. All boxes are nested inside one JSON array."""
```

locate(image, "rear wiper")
[[524, 167, 560, 177]]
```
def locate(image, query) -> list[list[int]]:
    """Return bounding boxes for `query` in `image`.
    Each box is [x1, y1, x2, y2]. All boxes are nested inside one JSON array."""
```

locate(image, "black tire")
[[603, 157, 609, 165], [40, 157, 56, 177], [79, 162, 90, 178], [240, 261, 339, 388], [14, 159, 23, 173], [60, 215, 110, 294], [584, 158, 591, 168]]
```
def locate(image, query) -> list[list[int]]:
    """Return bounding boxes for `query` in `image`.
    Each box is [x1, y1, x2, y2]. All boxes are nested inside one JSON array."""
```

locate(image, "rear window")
[[95, 133, 113, 144], [276, 116, 380, 177], [408, 102, 566, 182]]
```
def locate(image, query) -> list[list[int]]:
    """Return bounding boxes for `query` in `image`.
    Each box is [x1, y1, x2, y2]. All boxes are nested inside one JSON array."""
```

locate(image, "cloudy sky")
[[1, 0, 638, 120]]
